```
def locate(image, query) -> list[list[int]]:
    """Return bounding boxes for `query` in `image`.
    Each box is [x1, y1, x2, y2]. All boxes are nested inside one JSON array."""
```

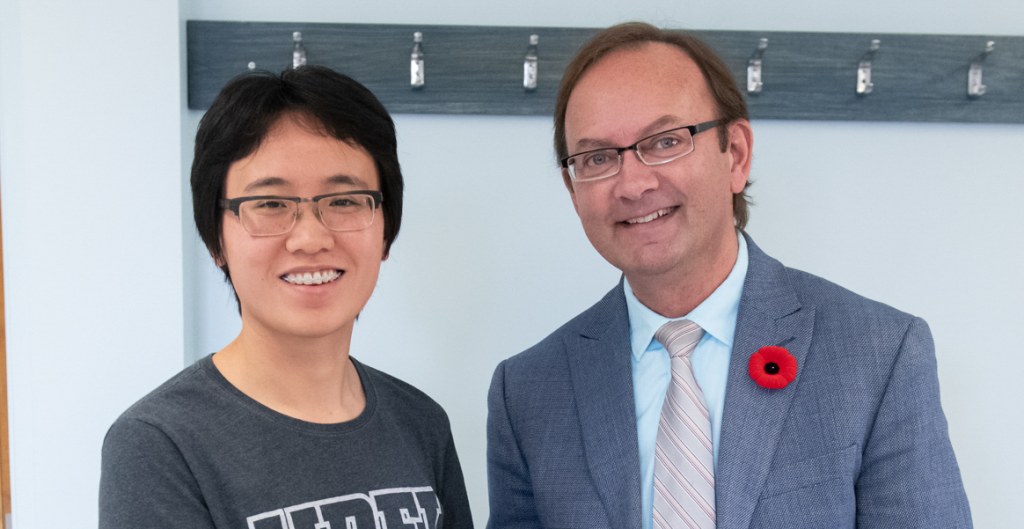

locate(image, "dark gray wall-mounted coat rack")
[[187, 21, 1024, 123]]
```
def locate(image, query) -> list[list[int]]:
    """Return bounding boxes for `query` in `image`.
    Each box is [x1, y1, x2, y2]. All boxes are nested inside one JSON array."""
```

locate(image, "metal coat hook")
[[747, 38, 768, 95], [410, 31, 425, 90], [856, 39, 881, 96], [523, 34, 539, 92], [292, 31, 307, 69], [968, 41, 995, 98]]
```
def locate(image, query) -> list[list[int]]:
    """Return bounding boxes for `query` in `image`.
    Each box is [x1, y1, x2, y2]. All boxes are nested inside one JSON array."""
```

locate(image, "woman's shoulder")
[[108, 355, 228, 436], [354, 359, 452, 426]]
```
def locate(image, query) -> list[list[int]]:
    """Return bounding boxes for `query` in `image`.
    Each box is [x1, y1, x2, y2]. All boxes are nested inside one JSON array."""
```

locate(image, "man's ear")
[[726, 119, 754, 194], [562, 168, 580, 213]]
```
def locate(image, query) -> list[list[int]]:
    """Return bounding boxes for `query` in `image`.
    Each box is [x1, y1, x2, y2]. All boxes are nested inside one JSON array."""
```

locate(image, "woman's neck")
[[212, 326, 366, 424]]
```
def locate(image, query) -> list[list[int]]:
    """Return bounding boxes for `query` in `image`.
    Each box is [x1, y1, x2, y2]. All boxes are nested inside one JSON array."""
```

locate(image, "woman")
[[100, 66, 472, 529]]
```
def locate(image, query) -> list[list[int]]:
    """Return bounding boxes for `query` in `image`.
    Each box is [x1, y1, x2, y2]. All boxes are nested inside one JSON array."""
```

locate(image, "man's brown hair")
[[554, 22, 751, 229]]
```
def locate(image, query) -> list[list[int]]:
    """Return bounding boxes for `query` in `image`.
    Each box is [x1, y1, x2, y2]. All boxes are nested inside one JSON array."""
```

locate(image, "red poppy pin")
[[748, 345, 797, 389]]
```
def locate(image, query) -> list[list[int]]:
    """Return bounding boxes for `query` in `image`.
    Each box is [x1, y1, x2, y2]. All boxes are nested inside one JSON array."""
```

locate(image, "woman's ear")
[[212, 246, 225, 267], [211, 237, 227, 268]]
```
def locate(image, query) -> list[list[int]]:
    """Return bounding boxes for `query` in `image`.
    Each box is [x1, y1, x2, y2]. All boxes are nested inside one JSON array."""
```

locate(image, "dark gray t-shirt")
[[100, 355, 473, 529]]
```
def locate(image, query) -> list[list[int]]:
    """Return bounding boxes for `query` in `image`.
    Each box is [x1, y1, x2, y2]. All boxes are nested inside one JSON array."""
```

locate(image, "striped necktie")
[[653, 319, 716, 529]]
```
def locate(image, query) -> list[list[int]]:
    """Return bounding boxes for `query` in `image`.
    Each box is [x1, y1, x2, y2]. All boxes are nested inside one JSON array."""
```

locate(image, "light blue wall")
[[0, 1, 184, 528], [1, 0, 1021, 528]]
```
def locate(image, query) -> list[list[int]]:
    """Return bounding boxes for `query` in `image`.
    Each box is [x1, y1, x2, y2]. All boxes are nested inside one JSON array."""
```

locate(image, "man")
[[486, 22, 971, 529]]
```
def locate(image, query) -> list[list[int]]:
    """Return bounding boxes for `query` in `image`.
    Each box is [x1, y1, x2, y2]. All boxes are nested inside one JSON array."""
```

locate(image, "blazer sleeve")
[[855, 317, 972, 528], [486, 360, 542, 529]]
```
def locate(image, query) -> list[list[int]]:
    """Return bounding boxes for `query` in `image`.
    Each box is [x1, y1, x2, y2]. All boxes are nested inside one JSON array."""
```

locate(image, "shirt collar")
[[624, 234, 749, 359]]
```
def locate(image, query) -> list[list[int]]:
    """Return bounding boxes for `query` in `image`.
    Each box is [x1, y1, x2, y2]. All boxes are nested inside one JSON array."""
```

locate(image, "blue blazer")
[[487, 236, 971, 529]]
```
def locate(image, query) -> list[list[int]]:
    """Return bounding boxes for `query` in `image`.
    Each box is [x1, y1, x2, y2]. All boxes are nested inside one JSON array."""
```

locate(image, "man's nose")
[[614, 150, 658, 200]]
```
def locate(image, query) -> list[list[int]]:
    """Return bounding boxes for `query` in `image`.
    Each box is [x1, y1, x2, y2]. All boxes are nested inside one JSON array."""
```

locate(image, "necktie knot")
[[655, 319, 703, 359]]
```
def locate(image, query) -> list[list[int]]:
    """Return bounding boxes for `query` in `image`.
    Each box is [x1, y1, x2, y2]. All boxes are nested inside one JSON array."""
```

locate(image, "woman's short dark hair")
[[191, 65, 403, 287]]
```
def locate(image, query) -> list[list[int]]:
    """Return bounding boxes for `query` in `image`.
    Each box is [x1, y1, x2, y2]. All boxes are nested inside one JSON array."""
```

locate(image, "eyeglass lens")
[[568, 128, 696, 181], [239, 194, 377, 236]]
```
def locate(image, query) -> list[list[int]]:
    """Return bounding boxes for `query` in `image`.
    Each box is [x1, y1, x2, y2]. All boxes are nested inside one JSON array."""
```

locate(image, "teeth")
[[626, 208, 672, 225], [282, 270, 342, 285]]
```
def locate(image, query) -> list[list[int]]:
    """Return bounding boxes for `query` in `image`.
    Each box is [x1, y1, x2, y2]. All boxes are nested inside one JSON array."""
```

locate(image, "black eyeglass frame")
[[219, 190, 384, 234], [560, 119, 723, 182]]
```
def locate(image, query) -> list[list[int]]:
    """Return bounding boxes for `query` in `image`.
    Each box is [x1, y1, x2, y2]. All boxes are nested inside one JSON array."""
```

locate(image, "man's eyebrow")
[[638, 115, 687, 137], [571, 115, 685, 152]]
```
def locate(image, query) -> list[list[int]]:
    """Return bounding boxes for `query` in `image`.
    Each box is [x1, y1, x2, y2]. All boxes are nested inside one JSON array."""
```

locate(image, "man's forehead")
[[564, 45, 712, 146], [570, 115, 689, 150], [580, 42, 701, 86]]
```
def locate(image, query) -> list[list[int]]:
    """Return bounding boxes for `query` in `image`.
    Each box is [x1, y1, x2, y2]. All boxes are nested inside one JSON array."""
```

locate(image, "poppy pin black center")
[[764, 362, 780, 375]]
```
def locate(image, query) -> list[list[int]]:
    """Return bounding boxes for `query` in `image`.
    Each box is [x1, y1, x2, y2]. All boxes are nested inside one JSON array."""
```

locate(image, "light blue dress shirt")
[[625, 235, 748, 529]]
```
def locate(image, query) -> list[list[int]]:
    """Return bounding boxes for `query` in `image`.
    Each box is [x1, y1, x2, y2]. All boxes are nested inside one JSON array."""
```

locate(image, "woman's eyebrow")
[[242, 176, 288, 193], [324, 174, 368, 187]]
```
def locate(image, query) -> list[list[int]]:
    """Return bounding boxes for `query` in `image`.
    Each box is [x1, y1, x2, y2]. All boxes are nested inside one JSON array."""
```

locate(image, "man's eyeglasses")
[[560, 120, 722, 182], [219, 190, 383, 237]]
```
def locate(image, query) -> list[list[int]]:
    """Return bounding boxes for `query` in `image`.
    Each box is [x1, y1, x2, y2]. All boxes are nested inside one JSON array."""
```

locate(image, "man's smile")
[[624, 206, 676, 225]]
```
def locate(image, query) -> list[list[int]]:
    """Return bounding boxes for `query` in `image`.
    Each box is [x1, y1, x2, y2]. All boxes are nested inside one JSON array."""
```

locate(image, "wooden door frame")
[[0, 189, 11, 526]]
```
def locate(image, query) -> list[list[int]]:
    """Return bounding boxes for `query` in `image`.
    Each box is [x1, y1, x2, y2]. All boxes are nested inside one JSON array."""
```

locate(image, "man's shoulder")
[[745, 235, 917, 326], [781, 264, 916, 324], [502, 283, 625, 370]]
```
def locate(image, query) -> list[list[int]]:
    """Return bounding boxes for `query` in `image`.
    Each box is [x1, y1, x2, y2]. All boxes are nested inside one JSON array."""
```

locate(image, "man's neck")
[[627, 232, 740, 318]]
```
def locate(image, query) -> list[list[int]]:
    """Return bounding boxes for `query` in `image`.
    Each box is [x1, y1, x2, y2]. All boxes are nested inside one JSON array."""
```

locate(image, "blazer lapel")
[[715, 236, 815, 529], [566, 284, 644, 529]]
